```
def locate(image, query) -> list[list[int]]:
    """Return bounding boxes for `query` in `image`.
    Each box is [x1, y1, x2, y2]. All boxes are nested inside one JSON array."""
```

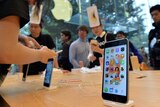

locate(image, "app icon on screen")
[[121, 67, 124, 71], [115, 89, 118, 93], [106, 61, 109, 65], [105, 88, 108, 92], [109, 88, 114, 92], [121, 47, 124, 52], [120, 60, 125, 65], [116, 48, 119, 52], [111, 48, 114, 53], [106, 49, 110, 54]]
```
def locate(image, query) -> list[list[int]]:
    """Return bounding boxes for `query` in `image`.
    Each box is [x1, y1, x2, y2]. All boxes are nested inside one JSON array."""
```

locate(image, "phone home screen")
[[103, 44, 127, 96]]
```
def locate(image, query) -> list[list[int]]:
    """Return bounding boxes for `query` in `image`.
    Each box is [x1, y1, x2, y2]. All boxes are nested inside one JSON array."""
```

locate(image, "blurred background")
[[21, 0, 160, 53]]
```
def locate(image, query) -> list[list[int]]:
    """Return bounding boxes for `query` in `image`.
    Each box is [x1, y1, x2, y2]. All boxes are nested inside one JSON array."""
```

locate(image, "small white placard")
[[30, 4, 43, 24], [87, 5, 100, 27]]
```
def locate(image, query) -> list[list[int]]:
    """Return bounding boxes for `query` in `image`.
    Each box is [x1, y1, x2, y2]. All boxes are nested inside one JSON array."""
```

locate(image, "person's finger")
[[29, 37, 41, 49]]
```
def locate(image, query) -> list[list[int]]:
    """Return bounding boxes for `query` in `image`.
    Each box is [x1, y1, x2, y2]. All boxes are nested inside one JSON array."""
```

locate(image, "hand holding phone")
[[29, 41, 35, 48]]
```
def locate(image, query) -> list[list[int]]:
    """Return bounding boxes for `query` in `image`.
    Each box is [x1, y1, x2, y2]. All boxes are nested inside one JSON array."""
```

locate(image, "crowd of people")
[[1, 0, 160, 87]]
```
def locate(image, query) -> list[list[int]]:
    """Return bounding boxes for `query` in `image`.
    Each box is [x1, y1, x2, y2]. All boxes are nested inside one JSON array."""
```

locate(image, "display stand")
[[103, 100, 134, 107], [132, 70, 147, 79], [44, 85, 57, 90]]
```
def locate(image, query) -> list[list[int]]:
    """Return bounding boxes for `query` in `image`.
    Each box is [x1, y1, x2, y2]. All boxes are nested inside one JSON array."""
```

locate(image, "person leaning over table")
[[0, 0, 57, 86], [22, 21, 57, 75]]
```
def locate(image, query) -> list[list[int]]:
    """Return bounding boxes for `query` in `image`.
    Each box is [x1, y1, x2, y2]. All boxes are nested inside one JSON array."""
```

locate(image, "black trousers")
[[0, 64, 10, 86]]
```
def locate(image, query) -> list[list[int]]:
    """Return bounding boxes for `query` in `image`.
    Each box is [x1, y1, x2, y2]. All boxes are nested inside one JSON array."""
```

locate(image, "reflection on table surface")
[[0, 69, 160, 107]]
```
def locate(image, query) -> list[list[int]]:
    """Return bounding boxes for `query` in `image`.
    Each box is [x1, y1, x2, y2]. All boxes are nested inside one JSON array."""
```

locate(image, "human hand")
[[28, 37, 41, 49], [79, 61, 84, 68], [90, 44, 100, 52], [88, 55, 96, 62], [19, 35, 41, 49], [90, 40, 100, 52], [62, 70, 70, 73], [90, 40, 98, 46], [39, 46, 57, 63]]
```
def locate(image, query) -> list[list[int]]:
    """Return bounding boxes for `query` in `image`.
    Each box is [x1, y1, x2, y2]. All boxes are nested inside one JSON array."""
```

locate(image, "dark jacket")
[[88, 32, 115, 68], [148, 22, 160, 69], [129, 41, 143, 63], [0, 64, 10, 86], [58, 41, 73, 71]]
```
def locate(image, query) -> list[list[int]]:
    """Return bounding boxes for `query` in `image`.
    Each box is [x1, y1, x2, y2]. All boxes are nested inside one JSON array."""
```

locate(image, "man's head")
[[77, 25, 88, 40], [116, 31, 126, 39], [29, 22, 42, 38], [60, 30, 71, 42], [150, 5, 160, 23], [91, 24, 103, 37]]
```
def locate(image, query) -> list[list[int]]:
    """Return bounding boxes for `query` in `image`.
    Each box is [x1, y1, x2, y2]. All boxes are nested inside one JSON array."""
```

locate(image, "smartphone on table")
[[43, 58, 54, 87], [102, 39, 129, 103]]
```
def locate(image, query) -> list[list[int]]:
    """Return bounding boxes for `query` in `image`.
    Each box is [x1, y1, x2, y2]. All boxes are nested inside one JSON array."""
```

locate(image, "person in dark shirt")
[[88, 24, 115, 68], [148, 4, 160, 70], [23, 22, 56, 75], [58, 30, 73, 72]]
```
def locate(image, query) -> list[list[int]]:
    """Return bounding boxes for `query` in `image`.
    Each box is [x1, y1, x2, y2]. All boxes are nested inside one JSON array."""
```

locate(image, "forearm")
[[0, 16, 44, 64], [0, 42, 57, 64], [0, 43, 42, 64]]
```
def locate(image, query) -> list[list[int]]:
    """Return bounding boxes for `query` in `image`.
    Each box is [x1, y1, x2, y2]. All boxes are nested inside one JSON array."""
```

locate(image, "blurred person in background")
[[23, 22, 57, 75], [148, 4, 160, 70], [58, 30, 73, 72], [69, 25, 90, 68]]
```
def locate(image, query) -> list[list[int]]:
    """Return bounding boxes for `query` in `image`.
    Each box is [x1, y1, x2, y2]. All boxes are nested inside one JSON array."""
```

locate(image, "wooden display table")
[[0, 70, 160, 107]]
